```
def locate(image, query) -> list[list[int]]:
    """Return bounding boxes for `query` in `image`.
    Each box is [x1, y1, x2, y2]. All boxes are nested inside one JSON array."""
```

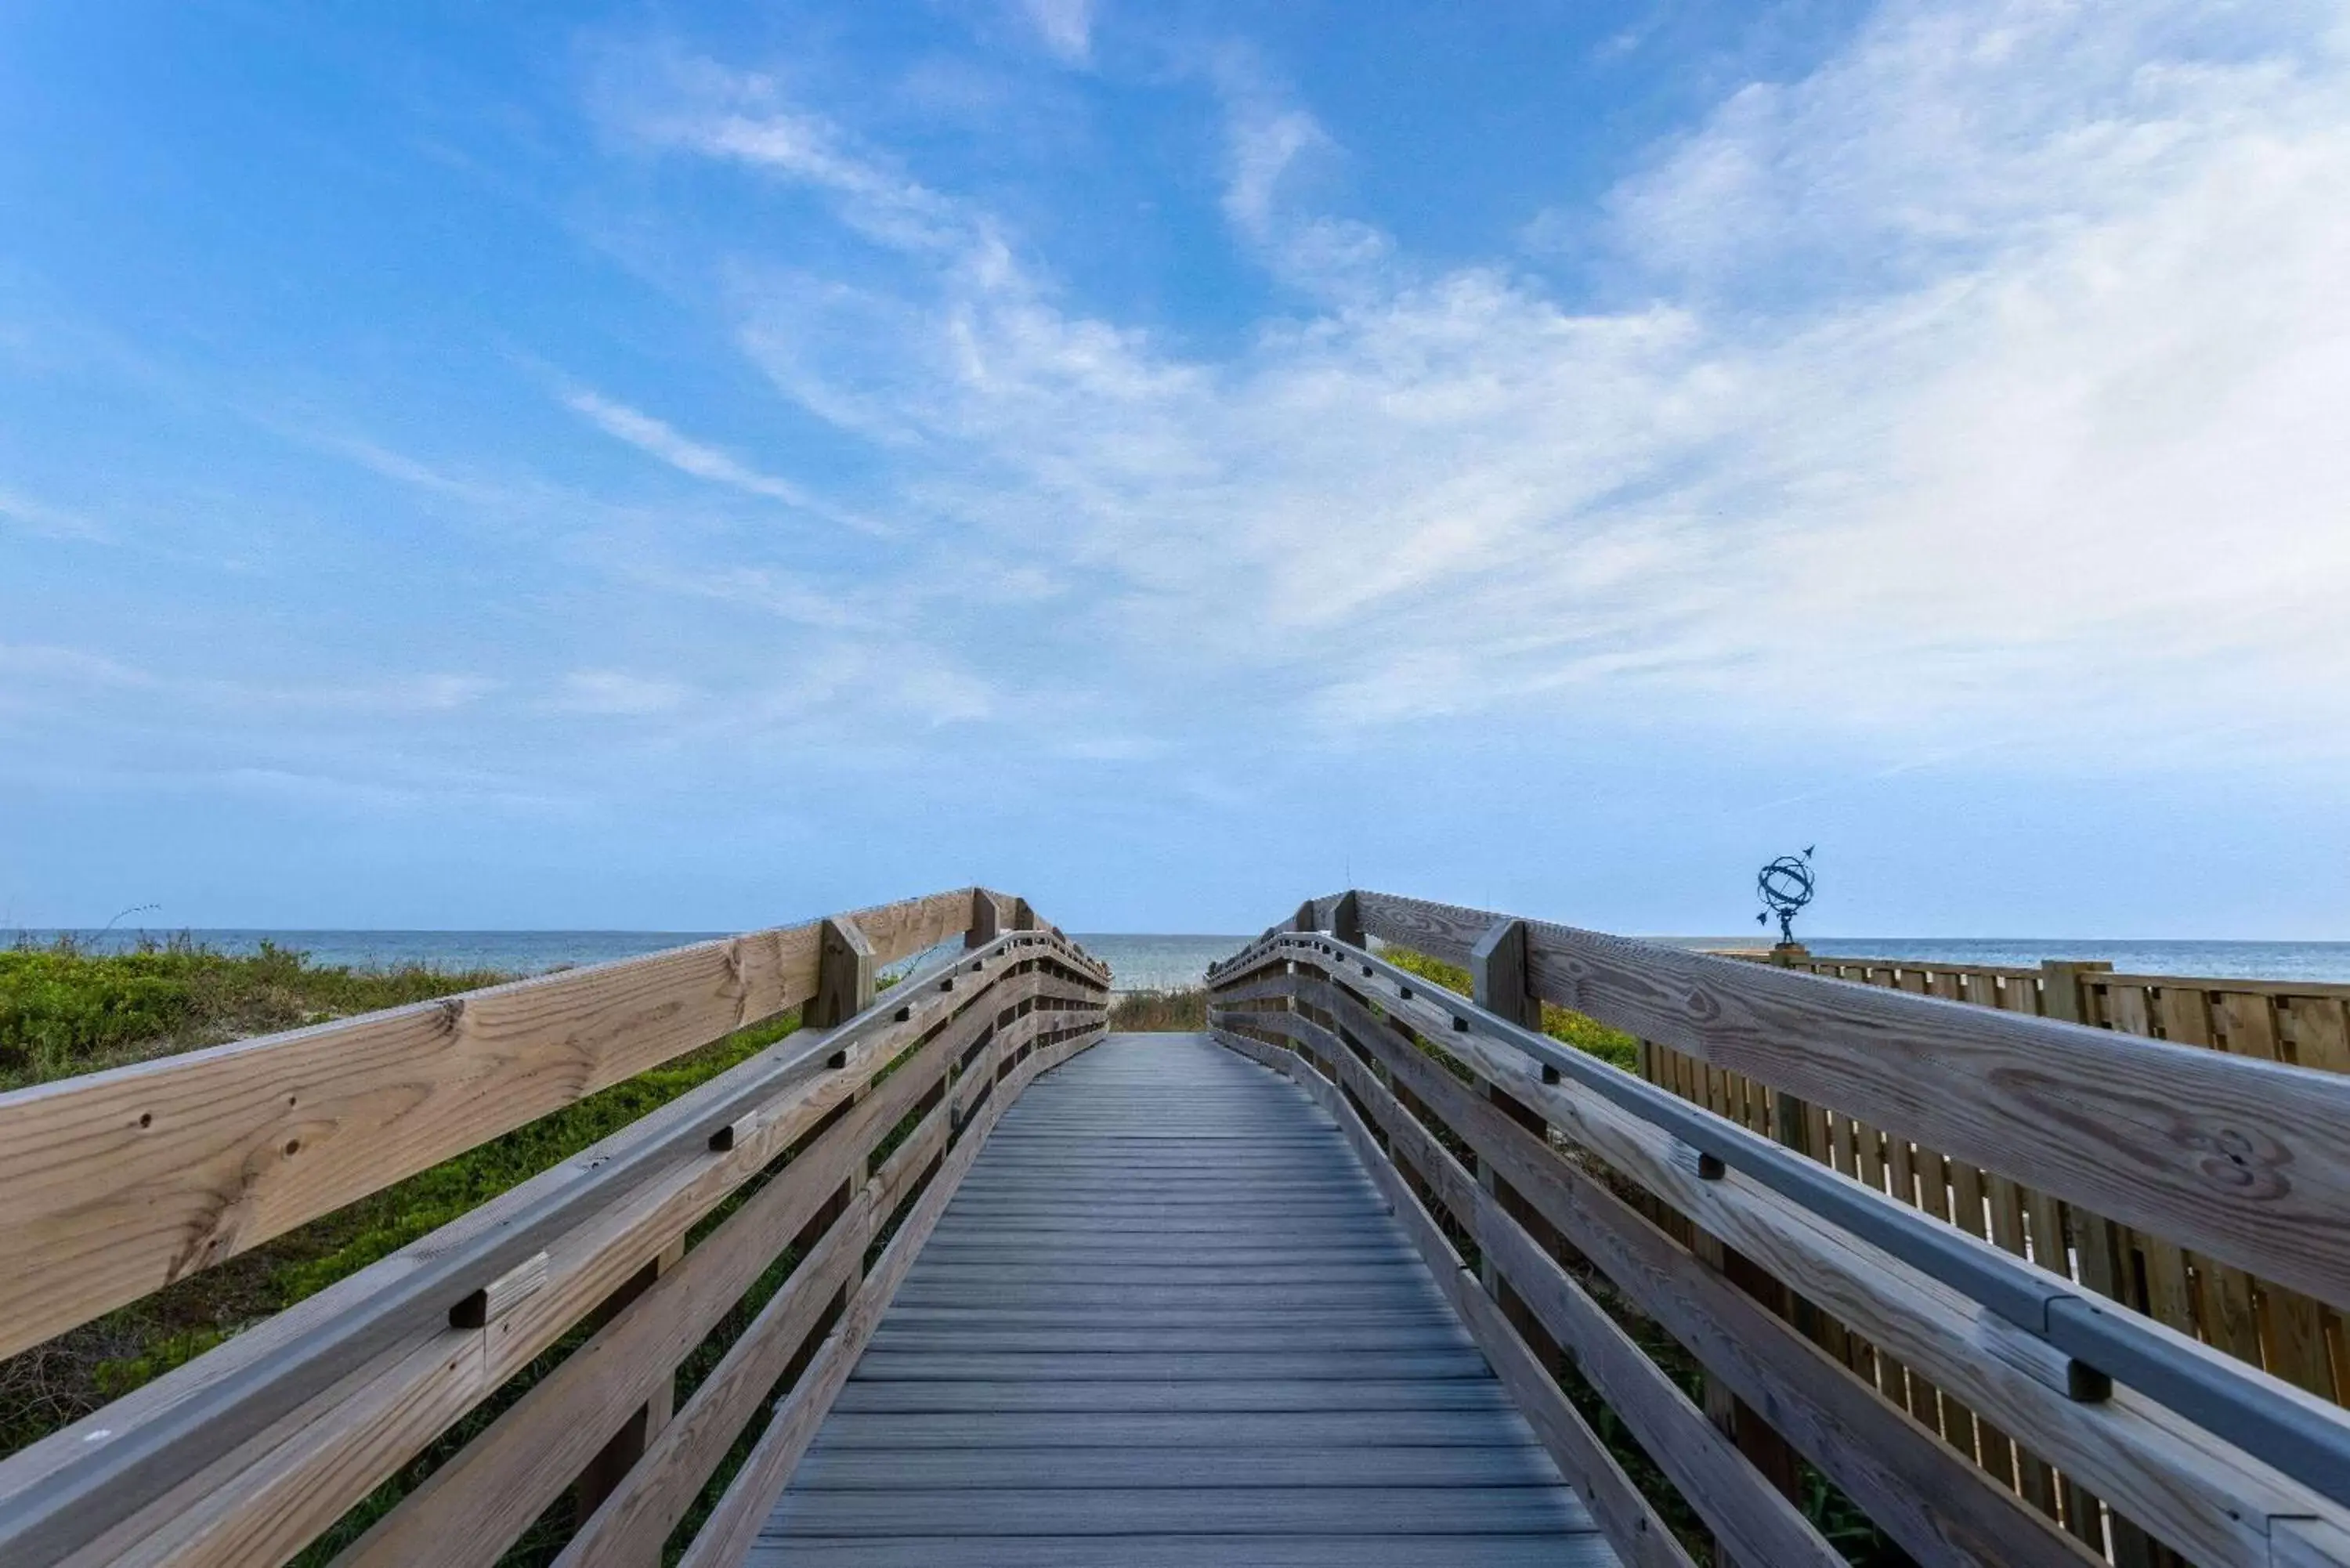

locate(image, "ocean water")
[[15, 929, 2349, 988], [6, 927, 1257, 992], [1072, 935, 1252, 994]]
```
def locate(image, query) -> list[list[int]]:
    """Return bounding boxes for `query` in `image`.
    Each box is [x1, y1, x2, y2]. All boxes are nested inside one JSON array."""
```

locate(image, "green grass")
[[1376, 945, 1641, 1069], [0, 934, 513, 1091]]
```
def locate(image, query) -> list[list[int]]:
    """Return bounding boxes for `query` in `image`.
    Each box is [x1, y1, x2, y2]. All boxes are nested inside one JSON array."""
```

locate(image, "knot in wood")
[[2183, 1122, 2290, 1201], [1678, 984, 1722, 1026]]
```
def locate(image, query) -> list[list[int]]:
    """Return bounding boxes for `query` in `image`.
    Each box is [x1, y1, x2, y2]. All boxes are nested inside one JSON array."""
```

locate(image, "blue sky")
[[3, 1, 2347, 938]]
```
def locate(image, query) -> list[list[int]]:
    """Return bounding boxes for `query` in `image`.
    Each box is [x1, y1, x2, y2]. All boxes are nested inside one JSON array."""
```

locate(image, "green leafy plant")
[[1378, 945, 1640, 1069]]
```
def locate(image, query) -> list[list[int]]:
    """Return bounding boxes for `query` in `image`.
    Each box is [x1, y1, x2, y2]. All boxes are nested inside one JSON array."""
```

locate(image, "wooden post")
[[1760, 944, 1824, 1342], [1470, 919, 1540, 1030], [572, 1237, 686, 1557], [2038, 956, 2149, 1563], [1679, 941, 1810, 1547], [1010, 898, 1037, 932], [965, 889, 1000, 951], [1294, 898, 1319, 934], [808, 917, 876, 1029], [1467, 920, 1571, 1353], [2038, 959, 2110, 1025], [1331, 891, 1365, 949]]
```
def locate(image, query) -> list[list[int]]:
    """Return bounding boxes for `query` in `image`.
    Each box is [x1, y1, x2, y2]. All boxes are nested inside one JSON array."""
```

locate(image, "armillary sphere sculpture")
[[1755, 847, 1816, 946]]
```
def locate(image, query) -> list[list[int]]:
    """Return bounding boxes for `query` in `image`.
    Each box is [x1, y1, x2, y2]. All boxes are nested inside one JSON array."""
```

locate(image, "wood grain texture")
[[71, 1028, 1095, 1568], [1310, 982, 2095, 1568], [0, 887, 983, 1360], [809, 919, 879, 1030], [555, 1181, 870, 1566], [1768, 941, 2350, 1413], [1349, 891, 2350, 1314], [1471, 918, 1541, 1028]]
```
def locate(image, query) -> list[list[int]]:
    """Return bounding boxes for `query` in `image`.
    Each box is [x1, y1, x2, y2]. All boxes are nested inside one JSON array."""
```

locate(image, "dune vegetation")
[[1104, 950, 1641, 1070], [1373, 945, 1640, 1068], [0, 935, 513, 1092], [1106, 987, 1208, 1030]]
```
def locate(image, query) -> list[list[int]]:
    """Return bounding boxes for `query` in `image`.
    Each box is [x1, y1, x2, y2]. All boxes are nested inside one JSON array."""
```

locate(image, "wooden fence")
[[0, 887, 1109, 1567], [1208, 891, 2350, 1568]]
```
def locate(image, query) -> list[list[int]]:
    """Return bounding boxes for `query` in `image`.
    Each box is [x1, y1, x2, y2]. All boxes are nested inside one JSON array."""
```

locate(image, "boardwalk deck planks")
[[755, 1035, 1622, 1568]]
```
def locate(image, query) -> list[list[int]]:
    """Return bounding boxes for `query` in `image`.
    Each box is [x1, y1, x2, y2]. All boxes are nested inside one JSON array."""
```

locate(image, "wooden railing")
[[1208, 891, 2350, 1568], [0, 887, 1109, 1567], [1690, 946, 2350, 1563]]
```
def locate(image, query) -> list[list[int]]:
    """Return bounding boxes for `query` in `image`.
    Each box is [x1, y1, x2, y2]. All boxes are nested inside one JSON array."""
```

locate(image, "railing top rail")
[[1208, 915, 2350, 1517]]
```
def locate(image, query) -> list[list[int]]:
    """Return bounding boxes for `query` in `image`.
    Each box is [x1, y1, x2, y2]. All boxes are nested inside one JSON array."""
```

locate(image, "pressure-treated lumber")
[[1697, 948, 2350, 1415], [1470, 918, 1541, 1028], [964, 888, 1002, 950], [0, 887, 989, 1361], [810, 918, 879, 1029], [559, 1113, 945, 1566], [1344, 890, 2350, 1314]]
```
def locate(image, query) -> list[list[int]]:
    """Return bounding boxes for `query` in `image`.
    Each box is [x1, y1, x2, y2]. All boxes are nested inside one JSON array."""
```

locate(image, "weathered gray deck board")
[[746, 1537, 1617, 1566], [754, 1032, 1616, 1566]]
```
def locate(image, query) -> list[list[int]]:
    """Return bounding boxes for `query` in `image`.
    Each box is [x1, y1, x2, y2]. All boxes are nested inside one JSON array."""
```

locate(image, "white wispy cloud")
[[595, 2, 2350, 764], [0, 643, 495, 714], [561, 386, 891, 537], [1211, 55, 1392, 298], [555, 670, 693, 715], [0, 486, 109, 542], [606, 52, 981, 258], [1019, 0, 1095, 66]]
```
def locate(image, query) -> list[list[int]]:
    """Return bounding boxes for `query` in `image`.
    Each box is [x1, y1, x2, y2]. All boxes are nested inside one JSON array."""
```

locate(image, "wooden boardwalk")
[[13, 887, 2350, 1567], [754, 1032, 1614, 1566]]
